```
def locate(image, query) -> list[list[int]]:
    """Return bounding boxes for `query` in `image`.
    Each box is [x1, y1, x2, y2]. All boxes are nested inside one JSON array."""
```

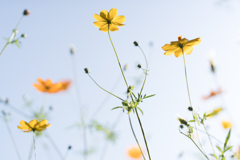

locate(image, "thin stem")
[[87, 74, 124, 101], [203, 124, 216, 155], [33, 132, 37, 160], [5, 120, 22, 160], [108, 30, 128, 87], [182, 53, 205, 154], [2, 103, 32, 118], [128, 113, 146, 160], [98, 112, 123, 160], [0, 16, 24, 57], [45, 132, 64, 160], [180, 132, 209, 160], [138, 46, 148, 95], [88, 74, 122, 122], [70, 53, 87, 160], [192, 127, 223, 144], [0, 43, 9, 57], [135, 108, 151, 160], [28, 143, 34, 160]]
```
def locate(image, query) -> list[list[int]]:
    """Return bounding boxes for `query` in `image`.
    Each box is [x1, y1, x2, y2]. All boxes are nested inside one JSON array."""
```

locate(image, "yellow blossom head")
[[222, 121, 232, 129], [93, 8, 125, 32], [18, 119, 51, 132], [127, 146, 142, 159], [162, 35, 201, 58]]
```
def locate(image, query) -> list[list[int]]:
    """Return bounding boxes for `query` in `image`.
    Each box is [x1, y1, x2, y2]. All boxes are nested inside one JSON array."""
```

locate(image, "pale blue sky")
[[1, 0, 240, 160]]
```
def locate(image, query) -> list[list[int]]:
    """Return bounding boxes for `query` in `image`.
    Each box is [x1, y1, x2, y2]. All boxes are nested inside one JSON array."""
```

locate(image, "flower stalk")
[[182, 52, 206, 156]]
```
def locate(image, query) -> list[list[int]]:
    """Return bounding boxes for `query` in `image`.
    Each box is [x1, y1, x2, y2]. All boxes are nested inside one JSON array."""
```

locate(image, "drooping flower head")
[[33, 78, 70, 93], [162, 35, 201, 58], [222, 121, 232, 129], [18, 119, 50, 132], [93, 8, 125, 32], [127, 146, 142, 159]]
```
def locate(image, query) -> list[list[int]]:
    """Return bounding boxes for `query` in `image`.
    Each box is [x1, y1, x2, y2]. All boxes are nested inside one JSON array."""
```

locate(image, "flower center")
[[106, 20, 111, 24], [178, 43, 184, 49]]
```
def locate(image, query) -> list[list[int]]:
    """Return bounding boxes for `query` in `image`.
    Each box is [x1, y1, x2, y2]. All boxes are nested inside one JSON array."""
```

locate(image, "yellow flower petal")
[[164, 49, 178, 56], [174, 48, 183, 58], [112, 22, 125, 26], [183, 46, 193, 55], [99, 24, 109, 32], [112, 15, 125, 24], [108, 8, 118, 20], [100, 10, 108, 20], [186, 38, 201, 46], [24, 130, 33, 132], [222, 121, 232, 129], [94, 14, 105, 21], [162, 44, 178, 51], [39, 119, 47, 126], [18, 126, 30, 130], [93, 21, 107, 28], [109, 24, 119, 32], [29, 119, 38, 128]]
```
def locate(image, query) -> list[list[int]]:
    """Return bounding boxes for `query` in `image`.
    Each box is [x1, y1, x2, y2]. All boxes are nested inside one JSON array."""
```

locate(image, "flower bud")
[[178, 35, 182, 41], [178, 117, 189, 127], [21, 34, 27, 38], [84, 68, 89, 74], [188, 106, 193, 111], [23, 9, 30, 16], [5, 98, 9, 104], [210, 60, 215, 73], [180, 125, 184, 129], [133, 41, 138, 46], [70, 46, 75, 55], [137, 64, 141, 68], [68, 145, 72, 150]]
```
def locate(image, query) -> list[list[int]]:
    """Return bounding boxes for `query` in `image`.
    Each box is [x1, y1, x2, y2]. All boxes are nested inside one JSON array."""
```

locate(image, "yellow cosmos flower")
[[222, 121, 232, 129], [207, 107, 222, 118], [162, 35, 201, 58], [127, 146, 142, 159], [18, 119, 51, 132], [93, 8, 125, 32]]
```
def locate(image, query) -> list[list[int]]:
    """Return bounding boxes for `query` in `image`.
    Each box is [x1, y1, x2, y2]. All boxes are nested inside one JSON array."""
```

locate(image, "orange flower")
[[202, 88, 222, 100], [33, 78, 68, 93], [127, 146, 142, 159], [59, 81, 71, 91]]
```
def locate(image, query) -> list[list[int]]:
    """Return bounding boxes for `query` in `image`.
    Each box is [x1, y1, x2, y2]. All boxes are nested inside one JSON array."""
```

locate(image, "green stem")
[[128, 113, 146, 160], [0, 43, 9, 57], [108, 30, 128, 87], [203, 124, 216, 155], [71, 54, 87, 160], [28, 143, 34, 160], [45, 133, 64, 160], [33, 132, 37, 160], [182, 53, 205, 154], [87, 74, 124, 101], [180, 132, 209, 160], [138, 46, 148, 95], [0, 16, 24, 58], [5, 120, 22, 160], [135, 108, 151, 160]]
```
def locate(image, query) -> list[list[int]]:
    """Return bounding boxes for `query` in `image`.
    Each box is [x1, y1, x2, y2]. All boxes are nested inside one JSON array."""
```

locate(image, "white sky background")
[[1, 0, 240, 160]]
